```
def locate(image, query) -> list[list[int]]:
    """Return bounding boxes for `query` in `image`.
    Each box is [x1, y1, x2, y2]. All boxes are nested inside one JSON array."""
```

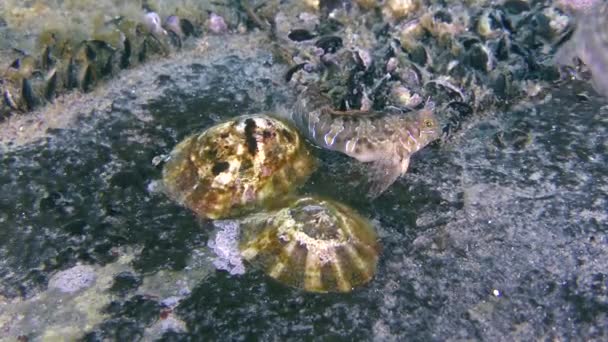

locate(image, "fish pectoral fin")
[[366, 158, 405, 199]]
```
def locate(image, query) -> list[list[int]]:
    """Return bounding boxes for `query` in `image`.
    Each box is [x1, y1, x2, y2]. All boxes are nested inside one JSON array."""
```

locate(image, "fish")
[[555, 2, 608, 97], [287, 87, 441, 197]]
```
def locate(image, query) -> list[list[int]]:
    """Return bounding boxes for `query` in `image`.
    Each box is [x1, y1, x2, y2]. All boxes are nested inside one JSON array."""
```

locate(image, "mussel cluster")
[[272, 0, 575, 137], [162, 115, 381, 293], [0, 8, 198, 118]]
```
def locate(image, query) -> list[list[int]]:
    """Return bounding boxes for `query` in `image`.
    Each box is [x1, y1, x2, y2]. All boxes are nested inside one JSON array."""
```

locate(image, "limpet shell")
[[162, 115, 316, 219], [239, 196, 380, 293]]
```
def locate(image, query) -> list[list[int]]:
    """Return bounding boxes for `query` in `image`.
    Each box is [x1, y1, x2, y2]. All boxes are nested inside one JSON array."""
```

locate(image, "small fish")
[[289, 87, 440, 197], [555, 2, 608, 97]]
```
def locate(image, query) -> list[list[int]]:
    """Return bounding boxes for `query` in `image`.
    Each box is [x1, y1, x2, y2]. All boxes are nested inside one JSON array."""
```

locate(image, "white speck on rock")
[[147, 180, 162, 194], [529, 171, 542, 181], [48, 265, 96, 293], [152, 155, 165, 166], [161, 296, 182, 309]]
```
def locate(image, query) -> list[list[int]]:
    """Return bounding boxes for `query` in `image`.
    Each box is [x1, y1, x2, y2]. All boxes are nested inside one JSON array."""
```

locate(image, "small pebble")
[[48, 265, 96, 293], [208, 13, 228, 34], [161, 296, 182, 308]]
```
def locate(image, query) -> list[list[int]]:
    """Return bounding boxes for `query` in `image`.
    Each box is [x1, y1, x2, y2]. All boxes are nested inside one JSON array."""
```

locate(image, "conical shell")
[[239, 196, 380, 293], [162, 115, 316, 219]]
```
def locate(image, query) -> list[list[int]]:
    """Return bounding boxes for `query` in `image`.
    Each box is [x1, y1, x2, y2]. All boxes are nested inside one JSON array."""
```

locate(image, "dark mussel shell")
[[288, 29, 317, 42], [315, 36, 343, 54], [425, 79, 466, 103]]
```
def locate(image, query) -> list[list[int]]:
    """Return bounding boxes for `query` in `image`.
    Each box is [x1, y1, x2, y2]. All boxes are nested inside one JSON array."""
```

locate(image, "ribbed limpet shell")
[[239, 196, 380, 293], [162, 115, 316, 219]]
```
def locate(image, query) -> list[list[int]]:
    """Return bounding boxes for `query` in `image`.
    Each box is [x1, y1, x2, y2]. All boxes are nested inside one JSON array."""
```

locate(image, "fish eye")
[[424, 119, 434, 128]]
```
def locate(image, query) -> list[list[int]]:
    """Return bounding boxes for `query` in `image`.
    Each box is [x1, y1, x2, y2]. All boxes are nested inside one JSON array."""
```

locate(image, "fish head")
[[415, 106, 441, 145]]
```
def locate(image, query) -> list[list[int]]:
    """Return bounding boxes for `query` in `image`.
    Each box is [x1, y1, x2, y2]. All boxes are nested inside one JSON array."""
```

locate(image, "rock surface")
[[0, 23, 606, 342]]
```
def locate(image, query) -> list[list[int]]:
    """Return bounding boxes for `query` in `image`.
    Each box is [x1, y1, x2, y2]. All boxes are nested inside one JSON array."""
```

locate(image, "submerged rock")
[[0, 1, 606, 341]]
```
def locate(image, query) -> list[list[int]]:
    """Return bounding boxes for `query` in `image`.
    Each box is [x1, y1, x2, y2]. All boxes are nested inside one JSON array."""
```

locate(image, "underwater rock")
[[0, 251, 135, 340], [239, 196, 380, 293], [162, 114, 316, 219], [0, 1, 607, 341]]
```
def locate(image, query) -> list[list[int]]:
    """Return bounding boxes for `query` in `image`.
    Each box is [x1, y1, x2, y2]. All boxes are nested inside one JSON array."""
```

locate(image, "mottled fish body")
[[555, 2, 608, 97], [290, 88, 440, 196]]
